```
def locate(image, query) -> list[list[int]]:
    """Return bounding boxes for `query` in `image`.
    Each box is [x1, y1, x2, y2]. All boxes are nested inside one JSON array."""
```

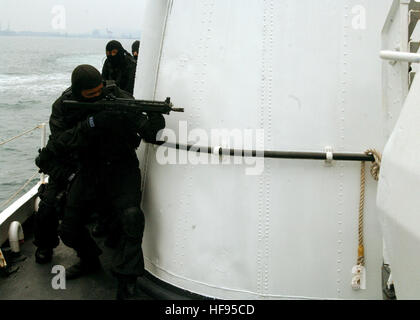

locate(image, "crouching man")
[[43, 64, 165, 299]]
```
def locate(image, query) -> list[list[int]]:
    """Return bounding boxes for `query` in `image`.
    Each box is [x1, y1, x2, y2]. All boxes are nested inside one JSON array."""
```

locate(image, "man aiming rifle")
[[36, 64, 181, 299]]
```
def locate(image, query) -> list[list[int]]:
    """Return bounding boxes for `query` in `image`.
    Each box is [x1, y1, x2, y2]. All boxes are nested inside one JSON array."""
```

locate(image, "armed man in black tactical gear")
[[102, 40, 137, 95], [40, 64, 165, 299]]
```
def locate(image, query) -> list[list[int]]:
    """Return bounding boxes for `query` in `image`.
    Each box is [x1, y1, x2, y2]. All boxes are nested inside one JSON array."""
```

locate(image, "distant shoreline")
[[0, 31, 140, 40]]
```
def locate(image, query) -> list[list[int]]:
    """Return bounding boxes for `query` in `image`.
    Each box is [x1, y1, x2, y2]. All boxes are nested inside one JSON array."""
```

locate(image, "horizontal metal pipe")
[[380, 50, 420, 63], [152, 141, 375, 162]]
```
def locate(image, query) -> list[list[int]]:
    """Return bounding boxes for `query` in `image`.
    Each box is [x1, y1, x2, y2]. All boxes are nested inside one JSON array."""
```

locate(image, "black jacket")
[[102, 55, 137, 95], [46, 84, 165, 169]]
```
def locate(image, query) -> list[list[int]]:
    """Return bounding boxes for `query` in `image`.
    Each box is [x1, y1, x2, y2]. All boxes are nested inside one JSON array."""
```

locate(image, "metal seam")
[[336, 0, 351, 297], [180, 0, 215, 271], [257, 0, 267, 296], [263, 0, 274, 295]]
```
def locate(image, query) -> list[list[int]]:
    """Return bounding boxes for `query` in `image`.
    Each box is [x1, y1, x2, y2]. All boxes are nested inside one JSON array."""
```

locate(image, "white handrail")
[[0, 125, 42, 146], [380, 50, 420, 63], [0, 172, 39, 210], [8, 221, 24, 253], [0, 122, 48, 210]]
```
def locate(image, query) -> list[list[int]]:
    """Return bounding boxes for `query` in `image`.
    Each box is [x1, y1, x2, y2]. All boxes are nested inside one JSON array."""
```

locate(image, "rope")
[[358, 161, 366, 266], [357, 149, 382, 267], [0, 125, 43, 147], [0, 172, 39, 210], [0, 248, 6, 268], [366, 149, 381, 182]]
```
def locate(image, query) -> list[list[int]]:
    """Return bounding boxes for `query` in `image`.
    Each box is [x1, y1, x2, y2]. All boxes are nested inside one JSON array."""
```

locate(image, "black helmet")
[[132, 40, 140, 54], [71, 65, 103, 101]]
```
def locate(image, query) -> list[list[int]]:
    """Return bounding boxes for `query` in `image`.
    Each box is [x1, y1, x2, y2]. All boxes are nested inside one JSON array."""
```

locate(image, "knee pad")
[[121, 207, 144, 239]]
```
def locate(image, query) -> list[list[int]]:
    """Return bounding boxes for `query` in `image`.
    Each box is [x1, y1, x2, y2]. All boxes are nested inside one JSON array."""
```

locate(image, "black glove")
[[139, 113, 166, 143], [131, 113, 149, 131], [36, 148, 77, 185], [148, 113, 166, 131], [35, 148, 55, 173]]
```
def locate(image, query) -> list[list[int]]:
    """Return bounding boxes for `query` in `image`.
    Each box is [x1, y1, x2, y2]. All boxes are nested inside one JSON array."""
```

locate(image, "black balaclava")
[[71, 65, 104, 102], [132, 40, 140, 61], [106, 40, 125, 66]]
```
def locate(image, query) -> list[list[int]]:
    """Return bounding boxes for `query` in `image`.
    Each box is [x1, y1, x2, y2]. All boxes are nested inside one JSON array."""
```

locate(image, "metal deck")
[[0, 220, 153, 300]]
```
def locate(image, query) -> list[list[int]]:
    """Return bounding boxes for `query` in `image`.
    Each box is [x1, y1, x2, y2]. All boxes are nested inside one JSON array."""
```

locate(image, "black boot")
[[35, 248, 53, 264], [116, 275, 137, 300], [66, 257, 101, 280]]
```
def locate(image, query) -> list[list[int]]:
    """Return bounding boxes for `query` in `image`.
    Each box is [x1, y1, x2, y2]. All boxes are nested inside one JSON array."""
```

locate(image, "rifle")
[[62, 96, 184, 115]]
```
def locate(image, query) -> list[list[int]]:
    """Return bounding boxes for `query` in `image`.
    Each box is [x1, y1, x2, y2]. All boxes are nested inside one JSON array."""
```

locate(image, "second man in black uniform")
[[102, 40, 137, 95]]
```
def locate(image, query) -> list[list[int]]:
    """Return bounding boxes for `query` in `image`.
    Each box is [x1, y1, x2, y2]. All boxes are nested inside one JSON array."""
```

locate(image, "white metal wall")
[[135, 0, 393, 299], [381, 0, 410, 140], [377, 0, 420, 300], [377, 74, 420, 300]]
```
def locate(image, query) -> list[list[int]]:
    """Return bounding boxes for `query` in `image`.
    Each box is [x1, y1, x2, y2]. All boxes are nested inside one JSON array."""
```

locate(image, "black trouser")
[[58, 160, 145, 278], [33, 180, 66, 249]]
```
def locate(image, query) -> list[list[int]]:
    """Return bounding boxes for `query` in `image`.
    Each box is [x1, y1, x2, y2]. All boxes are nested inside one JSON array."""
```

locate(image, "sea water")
[[0, 36, 138, 207]]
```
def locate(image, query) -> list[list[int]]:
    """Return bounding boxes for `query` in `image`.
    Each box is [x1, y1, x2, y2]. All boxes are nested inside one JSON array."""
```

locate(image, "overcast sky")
[[0, 0, 148, 33]]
